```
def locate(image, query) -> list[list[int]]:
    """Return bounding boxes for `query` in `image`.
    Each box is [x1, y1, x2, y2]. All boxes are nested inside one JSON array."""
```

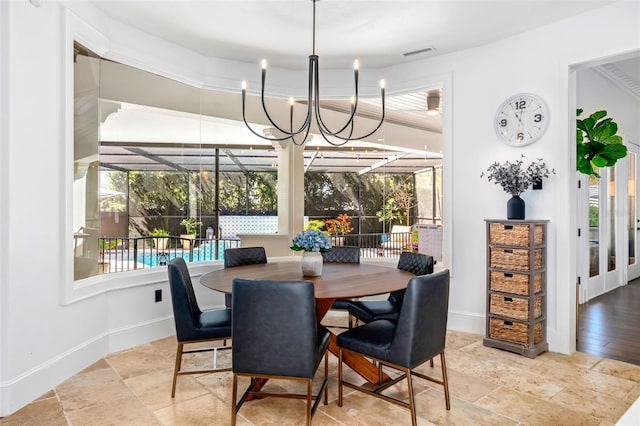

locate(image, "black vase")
[[507, 195, 525, 220]]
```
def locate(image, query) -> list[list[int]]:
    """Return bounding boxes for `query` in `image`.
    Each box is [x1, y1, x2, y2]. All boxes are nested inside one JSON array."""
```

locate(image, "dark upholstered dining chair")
[[230, 278, 330, 426], [222, 246, 267, 307], [167, 257, 231, 397], [337, 269, 451, 425], [322, 245, 360, 264], [224, 246, 268, 268], [347, 251, 434, 324], [322, 246, 360, 328]]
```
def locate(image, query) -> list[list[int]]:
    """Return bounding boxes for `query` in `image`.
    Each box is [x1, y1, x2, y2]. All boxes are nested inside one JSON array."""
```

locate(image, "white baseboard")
[[108, 316, 174, 353], [447, 309, 485, 335]]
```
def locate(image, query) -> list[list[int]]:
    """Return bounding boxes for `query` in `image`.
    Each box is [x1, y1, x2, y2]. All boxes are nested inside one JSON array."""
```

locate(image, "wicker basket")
[[490, 248, 543, 271], [489, 223, 544, 247], [489, 318, 543, 345], [489, 271, 543, 295], [490, 294, 542, 320]]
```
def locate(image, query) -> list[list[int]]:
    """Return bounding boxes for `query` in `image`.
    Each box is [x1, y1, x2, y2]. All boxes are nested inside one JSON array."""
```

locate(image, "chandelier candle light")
[[241, 0, 386, 146]]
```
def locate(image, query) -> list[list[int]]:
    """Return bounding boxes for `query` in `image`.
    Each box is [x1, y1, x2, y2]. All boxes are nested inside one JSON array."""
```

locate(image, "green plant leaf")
[[577, 159, 595, 176], [593, 120, 617, 140], [577, 142, 589, 157], [577, 157, 591, 170], [577, 119, 588, 133], [602, 135, 623, 144], [601, 143, 628, 159], [576, 108, 583, 116], [586, 141, 605, 157], [582, 117, 596, 132], [592, 155, 609, 167], [590, 110, 608, 122]]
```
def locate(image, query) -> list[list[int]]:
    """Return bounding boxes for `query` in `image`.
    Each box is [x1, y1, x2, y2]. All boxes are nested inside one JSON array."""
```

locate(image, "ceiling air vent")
[[403, 47, 435, 57]]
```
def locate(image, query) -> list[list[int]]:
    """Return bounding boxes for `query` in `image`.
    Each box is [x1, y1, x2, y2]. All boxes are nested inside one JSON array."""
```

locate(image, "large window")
[[73, 42, 443, 280], [73, 44, 101, 280]]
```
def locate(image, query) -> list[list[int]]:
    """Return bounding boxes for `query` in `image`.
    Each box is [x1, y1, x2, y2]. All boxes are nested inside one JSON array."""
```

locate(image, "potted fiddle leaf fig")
[[577, 109, 627, 178]]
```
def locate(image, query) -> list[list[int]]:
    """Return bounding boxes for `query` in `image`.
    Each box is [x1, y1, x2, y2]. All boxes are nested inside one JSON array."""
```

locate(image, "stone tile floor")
[[2, 320, 640, 425]]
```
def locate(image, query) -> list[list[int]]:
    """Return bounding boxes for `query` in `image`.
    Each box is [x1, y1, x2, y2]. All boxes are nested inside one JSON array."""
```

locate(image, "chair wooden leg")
[[324, 352, 329, 405], [306, 379, 313, 426], [171, 343, 184, 397], [231, 373, 238, 426], [440, 352, 451, 410], [406, 367, 417, 426], [338, 349, 343, 407]]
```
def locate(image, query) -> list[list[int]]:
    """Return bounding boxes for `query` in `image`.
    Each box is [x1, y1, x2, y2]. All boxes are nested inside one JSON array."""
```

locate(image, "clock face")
[[494, 93, 549, 146]]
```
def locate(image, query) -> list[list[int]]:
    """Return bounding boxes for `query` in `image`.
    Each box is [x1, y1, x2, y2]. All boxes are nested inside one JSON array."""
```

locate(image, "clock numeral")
[[517, 132, 524, 141], [514, 100, 526, 110], [534, 113, 542, 123], [500, 119, 507, 127]]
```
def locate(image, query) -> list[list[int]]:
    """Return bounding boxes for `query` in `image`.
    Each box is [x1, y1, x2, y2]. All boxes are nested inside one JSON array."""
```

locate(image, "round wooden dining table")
[[200, 260, 415, 385]]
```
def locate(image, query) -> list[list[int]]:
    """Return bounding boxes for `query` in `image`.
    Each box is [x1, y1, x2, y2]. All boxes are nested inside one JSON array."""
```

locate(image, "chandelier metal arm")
[[290, 115, 312, 146], [242, 103, 298, 141], [312, 57, 361, 138], [314, 83, 386, 143], [241, 93, 296, 141], [345, 91, 386, 141], [259, 68, 309, 137], [314, 116, 353, 146]]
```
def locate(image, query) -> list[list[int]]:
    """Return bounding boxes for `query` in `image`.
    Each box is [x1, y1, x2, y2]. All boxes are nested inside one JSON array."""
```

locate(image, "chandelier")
[[241, 0, 386, 147]]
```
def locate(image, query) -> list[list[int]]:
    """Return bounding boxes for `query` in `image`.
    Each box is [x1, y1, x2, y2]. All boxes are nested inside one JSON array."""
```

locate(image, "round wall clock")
[[494, 93, 549, 146]]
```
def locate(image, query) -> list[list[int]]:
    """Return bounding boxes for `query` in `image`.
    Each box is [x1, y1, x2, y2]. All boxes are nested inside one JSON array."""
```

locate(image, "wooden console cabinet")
[[483, 219, 549, 358]]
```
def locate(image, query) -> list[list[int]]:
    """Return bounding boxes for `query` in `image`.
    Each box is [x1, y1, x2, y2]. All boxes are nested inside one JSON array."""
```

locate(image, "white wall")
[[386, 2, 638, 354], [1, 0, 639, 417]]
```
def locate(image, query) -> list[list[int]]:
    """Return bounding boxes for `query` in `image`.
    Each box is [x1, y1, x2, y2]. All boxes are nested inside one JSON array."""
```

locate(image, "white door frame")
[[627, 142, 640, 281]]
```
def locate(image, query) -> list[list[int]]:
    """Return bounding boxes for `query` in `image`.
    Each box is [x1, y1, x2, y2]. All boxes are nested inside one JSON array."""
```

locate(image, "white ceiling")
[[89, 0, 616, 70], [85, 0, 639, 174]]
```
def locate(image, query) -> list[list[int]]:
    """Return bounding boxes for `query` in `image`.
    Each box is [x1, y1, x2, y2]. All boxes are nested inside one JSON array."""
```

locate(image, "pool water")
[[135, 242, 229, 267]]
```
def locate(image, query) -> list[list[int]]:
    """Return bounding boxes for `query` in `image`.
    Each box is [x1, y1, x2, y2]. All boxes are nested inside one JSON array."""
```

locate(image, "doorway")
[[577, 54, 640, 304], [575, 52, 640, 357]]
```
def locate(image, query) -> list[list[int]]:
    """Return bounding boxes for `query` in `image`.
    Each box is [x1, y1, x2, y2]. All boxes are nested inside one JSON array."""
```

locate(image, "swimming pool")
[[134, 241, 230, 267]]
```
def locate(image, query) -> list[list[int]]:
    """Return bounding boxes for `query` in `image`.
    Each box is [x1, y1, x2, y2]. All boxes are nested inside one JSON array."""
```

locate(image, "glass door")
[[586, 161, 625, 300]]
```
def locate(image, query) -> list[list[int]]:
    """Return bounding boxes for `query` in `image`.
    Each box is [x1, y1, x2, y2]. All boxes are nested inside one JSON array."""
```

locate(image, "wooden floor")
[[577, 278, 640, 365]]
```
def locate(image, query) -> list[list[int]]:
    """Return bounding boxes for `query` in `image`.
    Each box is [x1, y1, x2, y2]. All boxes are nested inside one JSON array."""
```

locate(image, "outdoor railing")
[[98, 236, 240, 274], [328, 232, 413, 258], [96, 232, 413, 275]]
